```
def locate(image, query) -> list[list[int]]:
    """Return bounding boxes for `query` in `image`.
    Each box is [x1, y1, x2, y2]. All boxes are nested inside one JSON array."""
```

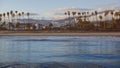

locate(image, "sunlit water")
[[0, 36, 120, 68]]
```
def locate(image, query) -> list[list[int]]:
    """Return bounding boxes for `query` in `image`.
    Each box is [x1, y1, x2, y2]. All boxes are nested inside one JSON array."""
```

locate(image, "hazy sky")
[[0, 0, 120, 18]]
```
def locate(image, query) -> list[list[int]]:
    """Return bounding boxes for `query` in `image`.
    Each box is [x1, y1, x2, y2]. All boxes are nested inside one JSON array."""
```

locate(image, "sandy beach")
[[0, 31, 120, 36]]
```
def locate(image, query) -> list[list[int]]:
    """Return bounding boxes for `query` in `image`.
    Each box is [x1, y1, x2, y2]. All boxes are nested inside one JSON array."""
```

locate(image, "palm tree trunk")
[[8, 17, 10, 30], [104, 22, 106, 30], [22, 15, 25, 30], [28, 16, 29, 23]]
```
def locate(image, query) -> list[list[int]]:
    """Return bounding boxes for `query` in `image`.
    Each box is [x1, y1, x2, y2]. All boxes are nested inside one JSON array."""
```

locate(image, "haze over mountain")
[[0, 0, 120, 19]]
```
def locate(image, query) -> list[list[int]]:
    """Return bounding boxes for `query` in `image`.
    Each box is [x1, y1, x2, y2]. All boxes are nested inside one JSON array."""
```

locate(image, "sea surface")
[[0, 36, 120, 68]]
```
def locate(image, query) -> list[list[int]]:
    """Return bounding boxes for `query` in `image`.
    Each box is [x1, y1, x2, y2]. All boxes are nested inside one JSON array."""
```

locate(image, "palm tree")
[[0, 14, 2, 17], [22, 12, 24, 20], [110, 11, 115, 29], [10, 10, 15, 30], [78, 12, 81, 16], [111, 11, 114, 19], [27, 12, 30, 23], [7, 12, 10, 29], [3, 13, 6, 22], [17, 13, 22, 29], [18, 13, 21, 20], [67, 11, 70, 17], [84, 12, 86, 16], [114, 12, 119, 20], [91, 12, 95, 22], [64, 12, 67, 17], [0, 14, 2, 23], [86, 12, 89, 21], [95, 11, 98, 21], [15, 11, 18, 14], [104, 11, 109, 21], [2, 13, 6, 27], [72, 12, 76, 23], [95, 11, 100, 30], [82, 12, 84, 16], [7, 12, 10, 22], [99, 15, 104, 29], [22, 12, 25, 29], [72, 12, 76, 16], [84, 16, 87, 22], [15, 11, 18, 23], [87, 12, 89, 15], [10, 10, 13, 22], [114, 12, 120, 29], [48, 23, 53, 30], [12, 13, 15, 22], [64, 12, 67, 15], [10, 10, 13, 15], [67, 11, 71, 23], [99, 15, 103, 21], [77, 12, 81, 22], [118, 12, 120, 20]]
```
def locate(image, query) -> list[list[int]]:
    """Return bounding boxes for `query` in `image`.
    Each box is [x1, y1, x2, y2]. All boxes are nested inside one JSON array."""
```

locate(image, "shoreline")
[[0, 31, 120, 36]]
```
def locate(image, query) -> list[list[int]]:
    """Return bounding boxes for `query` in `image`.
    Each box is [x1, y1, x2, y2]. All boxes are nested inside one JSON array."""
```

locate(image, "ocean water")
[[0, 36, 120, 68]]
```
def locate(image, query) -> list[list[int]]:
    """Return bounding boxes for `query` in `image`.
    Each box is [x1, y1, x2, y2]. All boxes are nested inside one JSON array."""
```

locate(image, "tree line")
[[0, 10, 120, 31], [0, 10, 30, 30], [64, 10, 120, 31]]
